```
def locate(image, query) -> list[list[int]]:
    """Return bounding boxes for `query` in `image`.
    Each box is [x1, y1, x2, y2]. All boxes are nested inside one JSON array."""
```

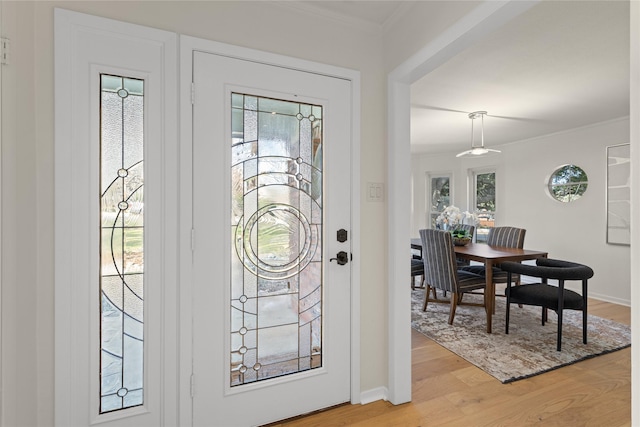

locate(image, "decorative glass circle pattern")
[[235, 203, 318, 279]]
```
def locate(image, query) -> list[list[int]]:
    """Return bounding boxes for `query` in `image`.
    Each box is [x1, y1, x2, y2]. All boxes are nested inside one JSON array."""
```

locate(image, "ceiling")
[[303, 1, 630, 154]]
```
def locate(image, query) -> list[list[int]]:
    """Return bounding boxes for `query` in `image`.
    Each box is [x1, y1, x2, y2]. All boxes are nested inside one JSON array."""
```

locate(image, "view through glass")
[[99, 74, 145, 412], [429, 176, 450, 228], [475, 171, 496, 243], [230, 93, 323, 386]]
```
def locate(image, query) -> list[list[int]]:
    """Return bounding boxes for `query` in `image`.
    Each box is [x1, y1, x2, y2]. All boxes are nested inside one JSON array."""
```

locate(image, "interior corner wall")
[[629, 2, 639, 423], [3, 1, 388, 425], [411, 117, 631, 305], [381, 1, 479, 73], [1, 2, 40, 427]]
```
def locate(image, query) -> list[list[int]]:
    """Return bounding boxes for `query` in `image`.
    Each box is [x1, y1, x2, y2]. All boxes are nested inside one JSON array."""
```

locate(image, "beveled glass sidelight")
[[230, 93, 323, 386], [100, 74, 144, 413]]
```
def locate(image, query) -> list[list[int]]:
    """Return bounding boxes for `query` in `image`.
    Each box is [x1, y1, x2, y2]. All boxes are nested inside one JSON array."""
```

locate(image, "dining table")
[[411, 238, 548, 333]]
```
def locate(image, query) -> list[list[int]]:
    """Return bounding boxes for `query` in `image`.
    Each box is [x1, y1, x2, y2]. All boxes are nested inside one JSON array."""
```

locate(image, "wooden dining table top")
[[452, 242, 548, 262], [411, 238, 547, 260]]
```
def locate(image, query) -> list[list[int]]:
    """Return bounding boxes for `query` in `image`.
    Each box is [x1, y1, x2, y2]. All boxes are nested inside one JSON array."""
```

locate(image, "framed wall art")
[[606, 143, 630, 245]]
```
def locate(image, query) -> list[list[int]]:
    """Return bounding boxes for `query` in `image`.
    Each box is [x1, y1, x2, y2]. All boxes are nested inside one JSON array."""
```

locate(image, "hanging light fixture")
[[456, 111, 501, 157]]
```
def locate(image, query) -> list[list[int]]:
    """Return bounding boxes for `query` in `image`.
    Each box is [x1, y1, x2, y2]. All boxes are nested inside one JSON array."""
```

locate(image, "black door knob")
[[330, 251, 349, 265]]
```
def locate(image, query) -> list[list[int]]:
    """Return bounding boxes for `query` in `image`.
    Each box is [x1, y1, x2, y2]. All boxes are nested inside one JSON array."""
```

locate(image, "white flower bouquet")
[[435, 206, 478, 232]]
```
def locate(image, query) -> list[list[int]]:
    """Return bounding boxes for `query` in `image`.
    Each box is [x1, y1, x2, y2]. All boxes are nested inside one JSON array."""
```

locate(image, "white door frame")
[[54, 9, 179, 425], [178, 35, 361, 426], [386, 0, 540, 404]]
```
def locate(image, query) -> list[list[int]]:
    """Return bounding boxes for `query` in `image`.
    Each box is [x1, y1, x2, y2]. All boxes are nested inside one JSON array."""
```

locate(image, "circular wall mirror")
[[547, 164, 588, 202]]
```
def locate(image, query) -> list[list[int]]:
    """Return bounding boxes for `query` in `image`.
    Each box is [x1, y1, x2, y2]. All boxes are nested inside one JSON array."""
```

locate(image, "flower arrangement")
[[451, 229, 472, 239], [435, 206, 478, 246], [435, 206, 478, 232]]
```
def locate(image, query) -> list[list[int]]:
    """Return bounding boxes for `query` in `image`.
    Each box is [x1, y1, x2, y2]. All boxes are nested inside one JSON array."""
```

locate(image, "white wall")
[[412, 117, 631, 304], [2, 0, 635, 424], [629, 2, 639, 422], [1, 1, 390, 425]]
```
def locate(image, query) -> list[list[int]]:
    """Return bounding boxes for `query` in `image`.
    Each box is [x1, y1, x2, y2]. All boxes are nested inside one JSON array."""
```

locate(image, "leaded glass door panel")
[[230, 93, 324, 385], [192, 52, 352, 426]]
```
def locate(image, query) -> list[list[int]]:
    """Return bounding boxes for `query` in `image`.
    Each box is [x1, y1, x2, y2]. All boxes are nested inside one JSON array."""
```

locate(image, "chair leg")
[[583, 280, 588, 345], [422, 287, 430, 311], [448, 293, 458, 324], [505, 279, 511, 334], [505, 299, 511, 334], [583, 308, 588, 345], [557, 309, 563, 351]]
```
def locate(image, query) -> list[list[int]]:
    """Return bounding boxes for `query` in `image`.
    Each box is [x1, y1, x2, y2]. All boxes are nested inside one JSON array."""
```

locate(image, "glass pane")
[[475, 172, 496, 212], [430, 177, 450, 213], [475, 172, 496, 242], [231, 93, 323, 386], [100, 74, 144, 413], [548, 164, 588, 202]]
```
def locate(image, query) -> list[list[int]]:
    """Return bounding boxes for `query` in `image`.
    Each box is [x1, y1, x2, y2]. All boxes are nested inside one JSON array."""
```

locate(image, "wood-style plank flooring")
[[272, 298, 631, 426]]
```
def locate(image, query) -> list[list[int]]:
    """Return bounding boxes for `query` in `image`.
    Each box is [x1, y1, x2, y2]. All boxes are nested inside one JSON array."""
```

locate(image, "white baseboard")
[[586, 292, 631, 307], [359, 387, 389, 405]]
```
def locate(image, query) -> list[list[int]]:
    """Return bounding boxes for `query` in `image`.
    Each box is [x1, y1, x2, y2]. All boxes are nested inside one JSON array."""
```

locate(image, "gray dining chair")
[[455, 224, 475, 267], [461, 226, 526, 284], [411, 255, 425, 289], [500, 258, 594, 351], [419, 229, 487, 325]]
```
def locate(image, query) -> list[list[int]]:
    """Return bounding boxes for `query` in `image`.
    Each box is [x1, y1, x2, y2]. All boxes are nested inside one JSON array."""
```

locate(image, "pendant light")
[[456, 111, 501, 157]]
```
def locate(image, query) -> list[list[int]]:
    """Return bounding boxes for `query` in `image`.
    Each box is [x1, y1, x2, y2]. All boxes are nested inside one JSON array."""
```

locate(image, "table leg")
[[485, 260, 494, 333]]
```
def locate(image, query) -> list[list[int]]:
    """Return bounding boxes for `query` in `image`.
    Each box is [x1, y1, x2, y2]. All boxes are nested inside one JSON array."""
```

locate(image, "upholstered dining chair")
[[461, 226, 526, 284], [411, 255, 425, 290], [487, 226, 526, 248], [419, 229, 487, 325], [500, 258, 594, 351]]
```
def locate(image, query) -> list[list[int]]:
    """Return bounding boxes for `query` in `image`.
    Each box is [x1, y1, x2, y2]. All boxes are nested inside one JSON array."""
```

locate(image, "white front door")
[[191, 51, 353, 426]]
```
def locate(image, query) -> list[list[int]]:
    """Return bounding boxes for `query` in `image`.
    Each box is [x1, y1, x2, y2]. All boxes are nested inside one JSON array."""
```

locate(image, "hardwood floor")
[[273, 298, 631, 426]]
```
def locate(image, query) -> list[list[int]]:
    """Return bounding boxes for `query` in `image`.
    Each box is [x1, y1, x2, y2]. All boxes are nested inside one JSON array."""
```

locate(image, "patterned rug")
[[411, 289, 631, 383]]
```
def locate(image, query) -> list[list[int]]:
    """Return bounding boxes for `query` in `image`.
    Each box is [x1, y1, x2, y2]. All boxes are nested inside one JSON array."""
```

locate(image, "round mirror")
[[548, 164, 588, 202]]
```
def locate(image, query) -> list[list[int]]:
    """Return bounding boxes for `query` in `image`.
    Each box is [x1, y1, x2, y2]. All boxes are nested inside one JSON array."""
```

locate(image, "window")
[[229, 93, 324, 385], [548, 164, 588, 202], [100, 74, 145, 412], [472, 170, 496, 243], [427, 174, 451, 228]]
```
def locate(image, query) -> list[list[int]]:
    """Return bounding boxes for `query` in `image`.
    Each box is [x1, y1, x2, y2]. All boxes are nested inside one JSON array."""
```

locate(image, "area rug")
[[411, 289, 631, 383]]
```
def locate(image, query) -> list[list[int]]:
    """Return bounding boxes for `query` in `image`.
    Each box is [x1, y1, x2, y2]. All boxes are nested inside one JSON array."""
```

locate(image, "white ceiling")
[[303, 1, 630, 154], [300, 1, 410, 29]]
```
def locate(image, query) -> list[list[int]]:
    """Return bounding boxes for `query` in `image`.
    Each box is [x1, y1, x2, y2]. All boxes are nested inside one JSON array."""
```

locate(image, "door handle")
[[330, 251, 349, 265]]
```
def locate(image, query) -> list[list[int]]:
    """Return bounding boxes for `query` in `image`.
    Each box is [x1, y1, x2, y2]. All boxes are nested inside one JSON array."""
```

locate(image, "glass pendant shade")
[[456, 111, 501, 157]]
